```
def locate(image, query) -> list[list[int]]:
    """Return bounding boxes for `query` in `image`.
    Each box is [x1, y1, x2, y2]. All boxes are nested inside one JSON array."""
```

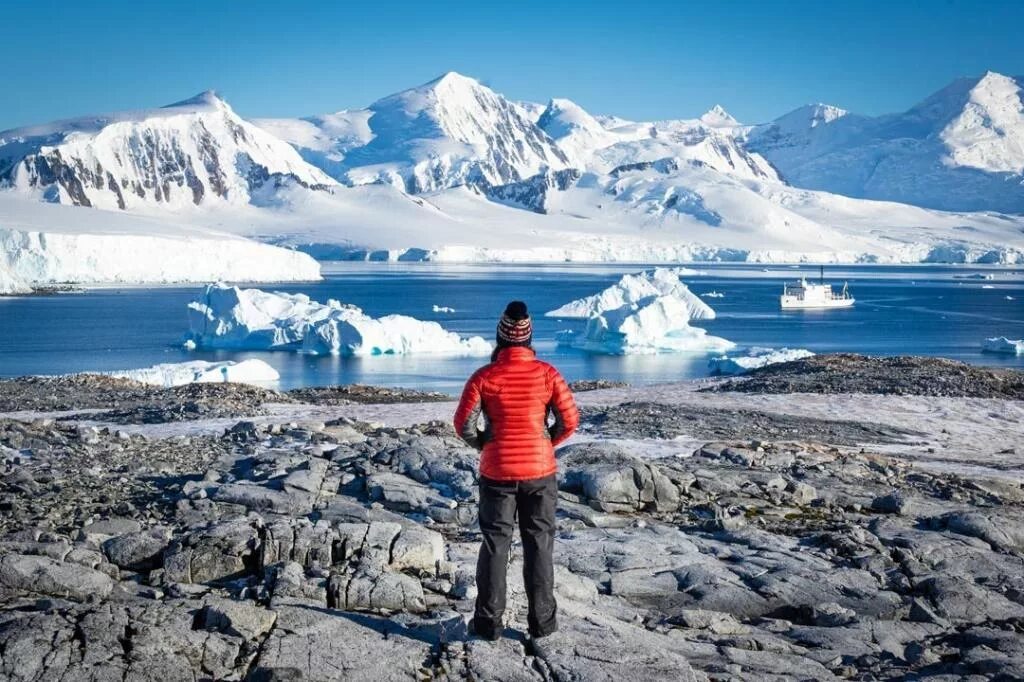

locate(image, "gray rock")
[[250, 603, 429, 680], [0, 553, 113, 600], [80, 517, 142, 543], [102, 529, 169, 571], [941, 510, 1024, 553], [200, 596, 278, 640], [871, 490, 915, 515], [389, 525, 444, 574], [212, 481, 314, 515], [811, 602, 857, 626], [786, 480, 817, 505], [163, 516, 262, 584]]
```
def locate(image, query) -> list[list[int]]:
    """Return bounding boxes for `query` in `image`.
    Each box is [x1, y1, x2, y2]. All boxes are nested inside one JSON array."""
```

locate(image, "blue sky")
[[2, 0, 1022, 130]]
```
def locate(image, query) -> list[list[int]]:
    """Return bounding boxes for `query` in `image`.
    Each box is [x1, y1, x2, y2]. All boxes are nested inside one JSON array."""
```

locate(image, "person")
[[453, 301, 579, 641]]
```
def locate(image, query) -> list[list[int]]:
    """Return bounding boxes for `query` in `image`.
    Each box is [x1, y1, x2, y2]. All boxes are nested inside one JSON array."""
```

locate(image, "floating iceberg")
[[709, 347, 815, 375], [546, 268, 716, 320], [551, 269, 732, 355], [186, 283, 491, 357], [432, 305, 456, 313], [701, 291, 725, 298], [101, 359, 280, 387], [982, 337, 1024, 355]]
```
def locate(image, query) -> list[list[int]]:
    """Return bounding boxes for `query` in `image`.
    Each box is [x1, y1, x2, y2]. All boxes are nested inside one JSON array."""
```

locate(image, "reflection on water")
[[1, 263, 1022, 393]]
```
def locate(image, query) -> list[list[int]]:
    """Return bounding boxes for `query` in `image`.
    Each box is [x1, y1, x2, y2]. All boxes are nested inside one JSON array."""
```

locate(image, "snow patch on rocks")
[[709, 347, 816, 375], [185, 283, 491, 357], [101, 359, 281, 387]]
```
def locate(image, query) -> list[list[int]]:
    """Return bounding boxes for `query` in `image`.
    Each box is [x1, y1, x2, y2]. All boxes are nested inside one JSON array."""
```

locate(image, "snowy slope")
[[0, 91, 335, 211], [250, 164, 1016, 264], [746, 72, 1024, 212], [256, 72, 570, 193]]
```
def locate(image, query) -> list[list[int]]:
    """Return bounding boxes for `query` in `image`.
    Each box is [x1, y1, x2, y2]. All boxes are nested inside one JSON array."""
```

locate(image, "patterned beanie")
[[496, 300, 532, 347]]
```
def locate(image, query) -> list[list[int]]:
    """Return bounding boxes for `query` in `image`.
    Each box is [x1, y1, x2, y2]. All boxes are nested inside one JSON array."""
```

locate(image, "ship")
[[780, 266, 855, 310]]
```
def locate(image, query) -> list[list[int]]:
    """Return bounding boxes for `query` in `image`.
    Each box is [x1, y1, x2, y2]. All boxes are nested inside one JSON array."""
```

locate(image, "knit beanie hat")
[[496, 300, 533, 347]]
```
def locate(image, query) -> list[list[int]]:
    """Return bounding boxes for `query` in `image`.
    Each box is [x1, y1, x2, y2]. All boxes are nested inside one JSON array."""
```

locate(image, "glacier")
[[0, 195, 321, 291], [185, 283, 491, 357], [552, 269, 733, 355], [708, 347, 816, 375], [101, 359, 280, 387]]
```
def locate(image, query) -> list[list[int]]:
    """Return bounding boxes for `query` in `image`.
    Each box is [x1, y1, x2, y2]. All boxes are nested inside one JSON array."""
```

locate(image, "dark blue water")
[[1, 263, 1021, 393]]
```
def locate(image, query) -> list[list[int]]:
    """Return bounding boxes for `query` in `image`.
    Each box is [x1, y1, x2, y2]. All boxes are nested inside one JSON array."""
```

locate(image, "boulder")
[[103, 529, 170, 571], [0, 553, 113, 600]]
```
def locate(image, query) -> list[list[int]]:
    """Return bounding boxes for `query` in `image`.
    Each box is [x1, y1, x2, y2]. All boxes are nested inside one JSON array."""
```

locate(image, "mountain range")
[[1, 70, 1023, 290]]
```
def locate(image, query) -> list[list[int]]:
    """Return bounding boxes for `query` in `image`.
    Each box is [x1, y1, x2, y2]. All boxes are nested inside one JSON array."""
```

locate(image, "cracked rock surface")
[[0, 363, 1023, 680]]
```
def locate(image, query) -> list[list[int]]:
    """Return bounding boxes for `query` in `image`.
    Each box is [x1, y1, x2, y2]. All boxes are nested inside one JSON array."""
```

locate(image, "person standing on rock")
[[454, 300, 579, 641]]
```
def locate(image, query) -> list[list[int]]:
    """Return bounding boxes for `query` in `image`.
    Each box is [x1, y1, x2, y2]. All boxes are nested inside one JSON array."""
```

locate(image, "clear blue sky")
[[2, 0, 1022, 131]]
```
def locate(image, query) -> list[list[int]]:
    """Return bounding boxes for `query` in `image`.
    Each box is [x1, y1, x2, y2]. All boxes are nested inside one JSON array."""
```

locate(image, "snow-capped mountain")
[[2, 69, 1024, 292], [536, 98, 622, 167], [534, 98, 779, 182], [747, 71, 1024, 212], [0, 91, 335, 211], [257, 72, 570, 193]]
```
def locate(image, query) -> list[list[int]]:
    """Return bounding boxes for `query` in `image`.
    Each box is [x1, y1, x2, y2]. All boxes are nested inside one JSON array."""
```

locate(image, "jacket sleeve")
[[453, 372, 486, 450], [547, 370, 579, 447]]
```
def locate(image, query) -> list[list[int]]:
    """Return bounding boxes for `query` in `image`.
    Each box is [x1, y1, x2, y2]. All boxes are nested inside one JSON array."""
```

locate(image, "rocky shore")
[[1, 355, 1023, 680]]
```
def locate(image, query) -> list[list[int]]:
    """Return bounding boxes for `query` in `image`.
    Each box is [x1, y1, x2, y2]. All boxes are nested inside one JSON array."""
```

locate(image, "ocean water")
[[1, 263, 1021, 394]]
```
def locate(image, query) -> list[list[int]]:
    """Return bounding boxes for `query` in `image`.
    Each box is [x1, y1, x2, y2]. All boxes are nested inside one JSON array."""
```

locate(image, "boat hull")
[[780, 297, 856, 310]]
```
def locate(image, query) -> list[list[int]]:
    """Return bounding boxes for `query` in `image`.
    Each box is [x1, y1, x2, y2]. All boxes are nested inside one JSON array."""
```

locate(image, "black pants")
[[474, 474, 558, 638]]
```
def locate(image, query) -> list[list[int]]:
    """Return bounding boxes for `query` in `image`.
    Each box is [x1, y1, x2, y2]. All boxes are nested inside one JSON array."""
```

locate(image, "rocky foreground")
[[1, 356, 1023, 680]]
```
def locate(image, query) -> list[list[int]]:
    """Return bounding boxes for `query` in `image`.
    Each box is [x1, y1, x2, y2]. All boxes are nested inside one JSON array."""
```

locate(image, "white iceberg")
[[546, 268, 716, 320], [982, 337, 1024, 355], [101, 359, 280, 387], [432, 305, 456, 313], [709, 347, 815, 375], [701, 291, 725, 298], [186, 283, 491, 357], [552, 270, 732, 355]]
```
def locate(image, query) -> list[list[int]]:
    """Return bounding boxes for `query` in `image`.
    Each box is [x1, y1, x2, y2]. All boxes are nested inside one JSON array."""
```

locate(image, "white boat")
[[780, 268, 854, 310]]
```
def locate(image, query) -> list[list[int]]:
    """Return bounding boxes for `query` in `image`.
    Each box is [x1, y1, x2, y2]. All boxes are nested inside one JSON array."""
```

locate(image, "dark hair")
[[491, 344, 534, 363]]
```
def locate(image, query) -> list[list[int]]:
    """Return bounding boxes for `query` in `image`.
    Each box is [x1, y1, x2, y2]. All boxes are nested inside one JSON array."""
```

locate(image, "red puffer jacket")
[[454, 347, 579, 481]]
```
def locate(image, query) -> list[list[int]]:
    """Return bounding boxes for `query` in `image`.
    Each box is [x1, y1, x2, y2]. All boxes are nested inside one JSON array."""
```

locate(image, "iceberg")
[[709, 347, 815, 375], [982, 337, 1024, 355], [101, 359, 280, 387], [551, 269, 732, 355], [432, 305, 456, 313], [546, 268, 715, 320], [186, 283, 491, 357]]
